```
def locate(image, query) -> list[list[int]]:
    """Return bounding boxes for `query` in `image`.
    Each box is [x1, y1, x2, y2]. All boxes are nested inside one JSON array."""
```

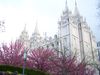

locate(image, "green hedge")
[[0, 65, 49, 75]]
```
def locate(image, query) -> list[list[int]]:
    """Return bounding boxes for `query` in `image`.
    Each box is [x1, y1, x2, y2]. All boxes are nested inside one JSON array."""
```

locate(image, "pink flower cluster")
[[0, 40, 94, 75]]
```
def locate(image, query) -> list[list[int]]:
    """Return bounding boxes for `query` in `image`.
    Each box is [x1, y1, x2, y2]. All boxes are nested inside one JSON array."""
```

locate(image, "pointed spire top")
[[20, 24, 29, 43], [24, 24, 26, 31], [75, 0, 77, 6], [65, 0, 69, 11], [65, 0, 67, 7], [34, 21, 39, 35], [74, 0, 80, 17]]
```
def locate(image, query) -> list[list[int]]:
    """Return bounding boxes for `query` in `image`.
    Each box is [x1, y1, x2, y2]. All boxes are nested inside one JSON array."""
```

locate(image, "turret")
[[34, 21, 40, 35], [65, 0, 69, 12], [74, 0, 80, 18], [19, 24, 29, 47], [30, 21, 42, 49]]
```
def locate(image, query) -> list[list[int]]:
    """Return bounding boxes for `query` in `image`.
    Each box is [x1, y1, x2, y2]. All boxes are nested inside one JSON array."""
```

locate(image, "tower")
[[74, 0, 80, 18], [58, 0, 97, 62], [19, 24, 29, 48], [30, 21, 42, 49], [58, 0, 73, 56]]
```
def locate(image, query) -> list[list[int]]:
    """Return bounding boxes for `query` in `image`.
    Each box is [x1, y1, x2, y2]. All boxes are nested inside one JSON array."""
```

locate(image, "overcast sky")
[[0, 0, 99, 43]]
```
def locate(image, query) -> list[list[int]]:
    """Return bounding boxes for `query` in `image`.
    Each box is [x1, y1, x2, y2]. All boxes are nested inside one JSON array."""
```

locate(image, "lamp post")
[[22, 48, 27, 75]]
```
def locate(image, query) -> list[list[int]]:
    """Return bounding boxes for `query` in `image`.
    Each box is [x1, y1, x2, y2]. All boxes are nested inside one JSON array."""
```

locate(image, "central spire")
[[34, 21, 40, 35], [24, 24, 26, 31], [74, 0, 80, 17], [65, 0, 69, 11]]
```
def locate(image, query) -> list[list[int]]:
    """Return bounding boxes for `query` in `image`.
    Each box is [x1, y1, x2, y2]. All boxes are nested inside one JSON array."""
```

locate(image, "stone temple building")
[[58, 0, 97, 62], [19, 23, 58, 50], [19, 0, 98, 62]]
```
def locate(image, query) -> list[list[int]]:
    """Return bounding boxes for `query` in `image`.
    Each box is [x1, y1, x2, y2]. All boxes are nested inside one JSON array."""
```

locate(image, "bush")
[[0, 65, 49, 75]]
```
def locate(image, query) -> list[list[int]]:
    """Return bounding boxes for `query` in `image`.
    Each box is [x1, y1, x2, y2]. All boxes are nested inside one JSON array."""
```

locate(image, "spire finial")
[[66, 0, 67, 6], [74, 0, 80, 17], [34, 20, 39, 34], [65, 0, 68, 10], [75, 0, 77, 6], [44, 32, 47, 40], [24, 24, 26, 31], [75, 0, 78, 10]]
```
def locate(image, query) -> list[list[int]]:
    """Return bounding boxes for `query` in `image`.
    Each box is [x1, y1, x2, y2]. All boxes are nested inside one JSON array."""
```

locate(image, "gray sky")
[[0, 0, 99, 43]]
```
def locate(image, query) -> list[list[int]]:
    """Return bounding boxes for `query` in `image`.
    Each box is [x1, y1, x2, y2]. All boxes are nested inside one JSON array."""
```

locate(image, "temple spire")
[[74, 0, 80, 17], [19, 24, 29, 45], [34, 21, 39, 35], [24, 24, 26, 31], [65, 0, 69, 11]]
